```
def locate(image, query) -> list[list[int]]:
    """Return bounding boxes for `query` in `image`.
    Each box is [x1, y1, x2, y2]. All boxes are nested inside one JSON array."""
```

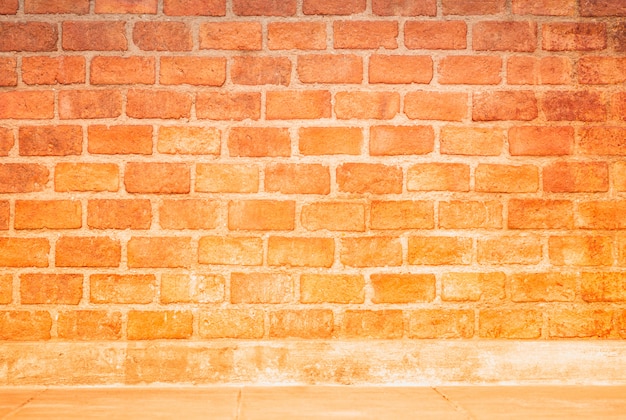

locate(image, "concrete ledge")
[[2, 340, 626, 386]]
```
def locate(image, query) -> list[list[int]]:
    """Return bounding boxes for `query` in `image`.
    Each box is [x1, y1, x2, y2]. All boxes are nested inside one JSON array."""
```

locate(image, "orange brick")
[[579, 127, 626, 156], [157, 126, 220, 155], [0, 91, 54, 119], [0, 311, 51, 340], [612, 92, 626, 121], [0, 22, 57, 52], [18, 125, 82, 156], [159, 199, 219, 230], [369, 55, 432, 84], [95, 0, 157, 13], [303, 0, 365, 15], [228, 127, 290, 157], [164, 0, 225, 16], [15, 200, 81, 230], [0, 201, 8, 230], [509, 126, 574, 156], [614, 23, 626, 52], [301, 202, 365, 232], [405, 21, 467, 49], [0, 127, 13, 156], [59, 90, 122, 120], [127, 311, 192, 340], [473, 21, 537, 52], [373, 0, 436, 15], [540, 56, 574, 84], [0, 57, 16, 86], [62, 21, 127, 51], [88, 125, 152, 155], [298, 127, 363, 155], [199, 309, 264, 339], [0, 163, 48, 193], [510, 272, 577, 302], [57, 311, 122, 340], [369, 125, 433, 156], [0, 238, 48, 267], [301, 274, 364, 303], [267, 90, 331, 120], [55, 163, 119, 192], [408, 310, 474, 339], [268, 22, 326, 50], [440, 127, 503, 156], [232, 56, 291, 86], [233, 0, 295, 15], [231, 272, 293, 303], [438, 56, 502, 84], [543, 23, 606, 51], [228, 200, 295, 231], [342, 310, 403, 339], [582, 272, 626, 302], [407, 163, 470, 192], [198, 236, 263, 266], [56, 237, 120, 268], [133, 22, 191, 51], [298, 55, 362, 84], [508, 199, 574, 229], [443, 0, 505, 14], [371, 200, 434, 230], [196, 164, 259, 193], [578, 57, 626, 84], [90, 274, 155, 304], [161, 274, 224, 304], [473, 91, 538, 121], [507, 56, 573, 85], [199, 22, 262, 50], [615, 163, 626, 191], [197, 92, 260, 120], [541, 91, 606, 121], [127, 237, 192, 268], [268, 237, 335, 268], [334, 21, 398, 49], [87, 199, 151, 230], [477, 236, 542, 265], [549, 235, 613, 266], [549, 309, 614, 338], [371, 273, 435, 303], [408, 236, 472, 265], [337, 163, 402, 194], [20, 274, 82, 305], [479, 309, 542, 338], [22, 56, 85, 85], [404, 91, 467, 121], [335, 91, 400, 120], [512, 0, 576, 15], [127, 89, 192, 119], [160, 57, 226, 86], [125, 162, 190, 194], [441, 272, 505, 301], [0, 0, 18, 13], [439, 200, 503, 229], [265, 163, 330, 195], [340, 237, 402, 267], [26, 0, 89, 13], [0, 275, 10, 304], [543, 162, 608, 193], [617, 236, 626, 266], [577, 201, 626, 230], [581, 0, 626, 16], [269, 310, 333, 338], [475, 164, 539, 193]]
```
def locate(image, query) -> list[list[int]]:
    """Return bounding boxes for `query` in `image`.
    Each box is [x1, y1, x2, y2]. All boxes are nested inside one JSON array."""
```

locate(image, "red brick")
[[303, 0, 365, 15], [579, 127, 626, 155], [337, 163, 402, 194], [334, 21, 398, 49], [62, 21, 127, 51], [301, 274, 364, 303], [443, 0, 504, 14], [18, 125, 82, 156], [159, 199, 219, 230], [125, 162, 190, 194], [0, 58, 16, 86], [301, 202, 365, 232], [473, 91, 538, 121], [164, 0, 225, 16], [298, 54, 362, 84], [20, 274, 82, 304], [199, 310, 263, 339], [577, 201, 626, 230], [197, 92, 260, 120], [477, 236, 542, 265], [373, 0, 436, 16], [127, 89, 192, 119], [57, 311, 122, 340], [95, 0, 157, 13], [475, 164, 539, 193], [0, 201, 8, 230], [22, 56, 85, 85], [25, 0, 89, 13], [408, 236, 472, 265], [507, 56, 573, 85], [409, 310, 474, 339], [0, 274, 10, 303], [0, 127, 12, 156], [336, 92, 400, 120], [369, 55, 432, 84], [541, 91, 606, 121], [405, 92, 467, 121], [439, 200, 503, 229], [87, 199, 151, 230], [231, 56, 290, 86], [407, 163, 470, 192], [512, 0, 576, 15], [0, 238, 48, 267], [161, 273, 224, 304], [543, 23, 606, 51], [0, 0, 17, 14], [440, 127, 503, 156], [509, 126, 574, 156], [91, 56, 154, 85], [549, 309, 614, 338], [0, 163, 49, 193], [299, 127, 362, 155], [88, 125, 152, 155], [157, 126, 220, 155], [90, 274, 155, 304], [511, 272, 576, 302], [0, 22, 57, 52], [479, 309, 542, 338], [161, 57, 226, 86], [198, 236, 263, 266], [371, 273, 435, 303], [578, 57, 626, 84], [0, 91, 54, 119], [441, 272, 506, 302], [474, 21, 537, 52], [543, 162, 608, 193], [370, 125, 433, 155], [612, 92, 626, 121], [615, 164, 626, 191], [267, 90, 331, 120], [231, 273, 293, 304], [405, 21, 467, 50], [370, 200, 434, 230], [508, 199, 574, 229], [59, 90, 122, 119], [268, 22, 326, 50], [228, 127, 290, 157], [127, 311, 192, 340], [233, 0, 295, 15], [265, 163, 330, 194], [133, 22, 192, 51], [613, 22, 626, 52], [550, 235, 613, 266], [340, 237, 402, 267], [56, 237, 120, 268], [268, 237, 335, 268], [128, 237, 192, 268], [200, 22, 262, 50], [228, 200, 295, 231], [582, 272, 626, 302], [342, 310, 403, 339], [438, 56, 502, 85], [580, 0, 626, 16], [269, 310, 333, 338], [15, 200, 81, 230], [0, 311, 51, 340], [196, 164, 259, 193]]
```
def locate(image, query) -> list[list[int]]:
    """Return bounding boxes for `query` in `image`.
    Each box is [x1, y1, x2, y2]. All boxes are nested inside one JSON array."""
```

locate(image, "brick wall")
[[1, 0, 626, 382]]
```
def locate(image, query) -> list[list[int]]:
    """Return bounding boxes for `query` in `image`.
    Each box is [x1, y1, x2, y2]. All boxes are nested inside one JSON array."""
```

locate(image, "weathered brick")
[[87, 199, 151, 230], [22, 56, 85, 85], [0, 22, 57, 52], [231, 56, 290, 86], [407, 163, 470, 192], [298, 127, 363, 155], [370, 200, 434, 230], [549, 235, 613, 266], [233, 0, 295, 15], [512, 0, 576, 16], [267, 90, 331, 120], [0, 201, 8, 230], [161, 274, 224, 304], [509, 126, 574, 155], [438, 56, 502, 85], [0, 163, 48, 193], [405, 21, 467, 49], [157, 126, 220, 155], [199, 310, 264, 339], [228, 127, 290, 157], [127, 237, 192, 268], [91, 57, 155, 85], [473, 21, 537, 52], [337, 163, 402, 194], [543, 23, 606, 51], [369, 55, 433, 84], [612, 92, 626, 121], [268, 237, 335, 268], [510, 272, 577, 302], [508, 199, 574, 229], [62, 21, 127, 51], [371, 273, 435, 303], [477, 236, 542, 265], [373, 0, 436, 16], [228, 200, 295, 231], [20, 274, 82, 305], [56, 237, 120, 268], [127, 89, 192, 119], [541, 91, 606, 121], [0, 0, 18, 14], [298, 54, 362, 84], [164, 0, 225, 16], [196, 164, 259, 193], [442, 272, 505, 301], [0, 127, 12, 156], [582, 272, 626, 302], [19, 125, 82, 156], [198, 236, 263, 266], [57, 311, 122, 340], [124, 162, 190, 194], [0, 91, 54, 119], [95, 0, 157, 13], [408, 236, 473, 265], [303, 0, 365, 15], [479, 309, 542, 338], [59, 90, 123, 119], [265, 163, 330, 194], [405, 92, 467, 121], [475, 164, 539, 193], [90, 274, 155, 304], [268, 22, 326, 50], [507, 56, 573, 85], [336, 92, 400, 120], [443, 0, 505, 14], [231, 273, 293, 303], [440, 127, 503, 156], [269, 310, 333, 338], [439, 201, 503, 229], [549, 309, 614, 338], [0, 275, 10, 303], [615, 164, 626, 191], [580, 0, 626, 16], [197, 92, 260, 120], [577, 201, 626, 230], [578, 57, 626, 84], [342, 310, 403, 339], [159, 199, 220, 230], [15, 200, 81, 230], [301, 202, 365, 232], [0, 57, 16, 86], [301, 274, 364, 303], [370, 125, 434, 156], [409, 310, 474, 339], [127, 311, 192, 340], [334, 21, 398, 49], [25, 0, 89, 13], [341, 237, 402, 267], [160, 57, 226, 86], [55, 163, 119, 192], [199, 22, 262, 50], [578, 127, 626, 155], [0, 311, 51, 340], [543, 162, 608, 193], [473, 91, 538, 121], [133, 22, 192, 51]]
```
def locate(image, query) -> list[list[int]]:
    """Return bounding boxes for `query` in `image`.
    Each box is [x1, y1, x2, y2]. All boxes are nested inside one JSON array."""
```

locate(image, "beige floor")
[[1, 386, 626, 419]]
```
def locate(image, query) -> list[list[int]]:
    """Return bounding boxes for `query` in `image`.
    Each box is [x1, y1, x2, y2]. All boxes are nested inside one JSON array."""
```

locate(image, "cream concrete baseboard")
[[1, 340, 625, 386]]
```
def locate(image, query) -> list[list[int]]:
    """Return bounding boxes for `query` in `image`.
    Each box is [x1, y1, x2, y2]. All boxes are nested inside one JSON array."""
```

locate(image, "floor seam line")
[[235, 387, 243, 420], [432, 387, 475, 420], [1, 388, 48, 419]]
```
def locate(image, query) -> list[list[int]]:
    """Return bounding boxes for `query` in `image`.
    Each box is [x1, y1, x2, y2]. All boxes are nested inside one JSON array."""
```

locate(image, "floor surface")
[[1, 386, 625, 419]]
